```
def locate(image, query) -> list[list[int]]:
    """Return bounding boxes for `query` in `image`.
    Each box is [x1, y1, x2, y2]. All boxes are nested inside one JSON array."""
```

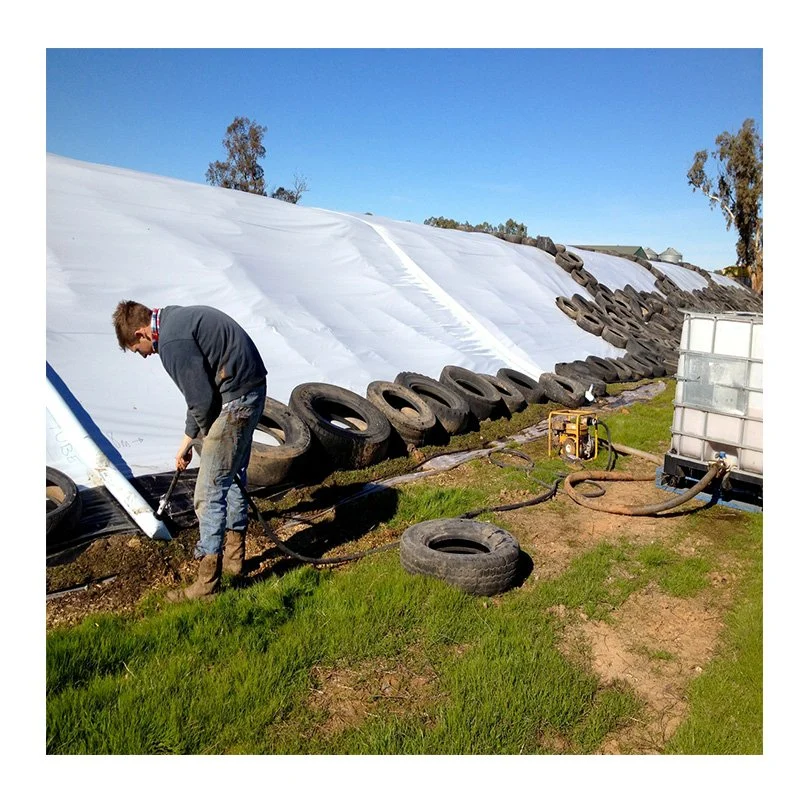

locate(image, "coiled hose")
[[563, 445, 726, 516]]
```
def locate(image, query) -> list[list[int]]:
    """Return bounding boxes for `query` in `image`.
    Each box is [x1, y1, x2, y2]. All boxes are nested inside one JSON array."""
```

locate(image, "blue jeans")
[[193, 383, 266, 558]]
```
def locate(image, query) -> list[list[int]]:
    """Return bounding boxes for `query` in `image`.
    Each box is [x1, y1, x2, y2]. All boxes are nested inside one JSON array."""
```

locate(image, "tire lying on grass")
[[496, 368, 548, 404], [289, 382, 392, 471], [247, 397, 313, 487], [439, 365, 504, 421], [395, 372, 470, 436], [478, 373, 527, 416], [400, 518, 520, 596], [537, 372, 588, 408], [366, 380, 438, 448], [47, 467, 82, 552]]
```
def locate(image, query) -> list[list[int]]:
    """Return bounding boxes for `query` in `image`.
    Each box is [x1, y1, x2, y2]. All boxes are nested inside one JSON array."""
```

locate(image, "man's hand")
[[175, 435, 195, 472]]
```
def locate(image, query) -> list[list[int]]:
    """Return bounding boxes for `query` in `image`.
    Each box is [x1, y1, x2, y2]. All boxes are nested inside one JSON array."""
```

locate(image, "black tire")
[[555, 250, 584, 272], [395, 372, 470, 435], [289, 383, 392, 471], [439, 365, 504, 421], [593, 285, 616, 310], [570, 293, 597, 316], [479, 373, 527, 415], [571, 268, 596, 289], [366, 380, 438, 447], [46, 467, 82, 551], [648, 312, 676, 331], [584, 355, 620, 383], [576, 310, 604, 336], [534, 236, 558, 256], [601, 323, 629, 349], [496, 368, 547, 404], [606, 358, 636, 382], [400, 518, 520, 596], [621, 352, 654, 379], [624, 346, 667, 377], [554, 362, 607, 397], [613, 289, 636, 315], [555, 295, 580, 320], [537, 372, 587, 408], [247, 397, 313, 487]]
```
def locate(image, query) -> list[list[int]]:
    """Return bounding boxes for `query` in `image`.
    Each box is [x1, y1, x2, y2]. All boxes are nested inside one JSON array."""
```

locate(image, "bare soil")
[[45, 450, 749, 753]]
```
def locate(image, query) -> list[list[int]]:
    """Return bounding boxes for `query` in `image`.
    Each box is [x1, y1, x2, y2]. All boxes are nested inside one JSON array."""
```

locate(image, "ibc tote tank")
[[664, 311, 763, 504]]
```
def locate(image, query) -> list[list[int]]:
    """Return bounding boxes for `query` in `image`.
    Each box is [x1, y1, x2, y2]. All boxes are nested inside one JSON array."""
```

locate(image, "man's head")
[[112, 300, 155, 358]]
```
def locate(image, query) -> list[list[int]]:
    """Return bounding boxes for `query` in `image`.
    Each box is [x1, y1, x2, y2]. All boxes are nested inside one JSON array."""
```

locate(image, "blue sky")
[[46, 48, 762, 270]]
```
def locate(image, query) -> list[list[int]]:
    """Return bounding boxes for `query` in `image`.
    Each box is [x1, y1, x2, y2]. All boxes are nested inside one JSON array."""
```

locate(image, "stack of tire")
[[243, 364, 556, 486], [551, 245, 760, 382]]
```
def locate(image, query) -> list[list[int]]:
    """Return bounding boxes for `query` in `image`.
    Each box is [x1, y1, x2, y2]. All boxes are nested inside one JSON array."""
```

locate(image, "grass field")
[[46, 380, 763, 755]]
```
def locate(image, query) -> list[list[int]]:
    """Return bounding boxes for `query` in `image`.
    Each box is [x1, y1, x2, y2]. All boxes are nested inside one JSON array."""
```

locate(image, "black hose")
[[596, 420, 616, 471], [235, 476, 398, 566], [563, 461, 725, 516], [459, 447, 562, 519]]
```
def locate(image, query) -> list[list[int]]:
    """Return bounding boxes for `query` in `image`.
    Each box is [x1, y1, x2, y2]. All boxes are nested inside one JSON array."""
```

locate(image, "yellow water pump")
[[547, 410, 599, 461]]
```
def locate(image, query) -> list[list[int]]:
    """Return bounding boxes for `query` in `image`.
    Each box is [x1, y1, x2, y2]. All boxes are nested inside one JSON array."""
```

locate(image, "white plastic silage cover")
[[46, 154, 746, 487]]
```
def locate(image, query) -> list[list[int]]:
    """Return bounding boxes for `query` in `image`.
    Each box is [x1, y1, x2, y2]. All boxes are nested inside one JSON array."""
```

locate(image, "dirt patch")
[[307, 656, 444, 737], [556, 583, 731, 753]]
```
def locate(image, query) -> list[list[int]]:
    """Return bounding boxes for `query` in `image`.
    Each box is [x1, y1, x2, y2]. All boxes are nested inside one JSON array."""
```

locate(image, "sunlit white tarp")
[[46, 154, 749, 486]]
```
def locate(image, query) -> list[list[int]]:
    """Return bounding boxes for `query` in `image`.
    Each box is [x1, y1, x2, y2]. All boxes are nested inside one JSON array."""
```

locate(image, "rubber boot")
[[165, 554, 222, 602], [222, 530, 246, 577]]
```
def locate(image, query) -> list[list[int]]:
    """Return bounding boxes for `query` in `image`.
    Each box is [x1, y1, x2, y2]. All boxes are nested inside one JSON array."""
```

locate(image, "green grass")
[[47, 553, 627, 754], [46, 378, 762, 754], [665, 513, 763, 754], [46, 531, 740, 754]]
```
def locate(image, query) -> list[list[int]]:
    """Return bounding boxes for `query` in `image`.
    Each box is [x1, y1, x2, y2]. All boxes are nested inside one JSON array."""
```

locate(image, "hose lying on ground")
[[459, 449, 563, 519], [563, 460, 726, 516], [236, 475, 400, 566]]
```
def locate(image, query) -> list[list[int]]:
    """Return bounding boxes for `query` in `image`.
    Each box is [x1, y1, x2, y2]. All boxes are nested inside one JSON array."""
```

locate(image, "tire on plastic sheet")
[[554, 362, 607, 396], [479, 373, 527, 415], [366, 380, 438, 447], [601, 323, 629, 349], [247, 397, 313, 487], [584, 356, 621, 383], [394, 372, 469, 436], [571, 268, 597, 289], [537, 372, 587, 408], [570, 293, 596, 316], [400, 518, 520, 596], [289, 382, 392, 471], [621, 352, 655, 380], [576, 310, 604, 336], [555, 295, 580, 320], [47, 467, 82, 552], [439, 365, 504, 421], [607, 358, 636, 382], [496, 368, 547, 405], [555, 250, 584, 272]]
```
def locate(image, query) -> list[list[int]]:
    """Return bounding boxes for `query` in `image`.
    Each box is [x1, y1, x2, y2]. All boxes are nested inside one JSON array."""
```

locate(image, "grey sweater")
[[157, 305, 267, 438]]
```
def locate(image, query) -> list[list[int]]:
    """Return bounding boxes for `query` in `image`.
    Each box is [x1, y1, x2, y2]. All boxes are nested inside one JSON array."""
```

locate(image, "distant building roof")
[[575, 245, 648, 259], [644, 247, 659, 259]]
